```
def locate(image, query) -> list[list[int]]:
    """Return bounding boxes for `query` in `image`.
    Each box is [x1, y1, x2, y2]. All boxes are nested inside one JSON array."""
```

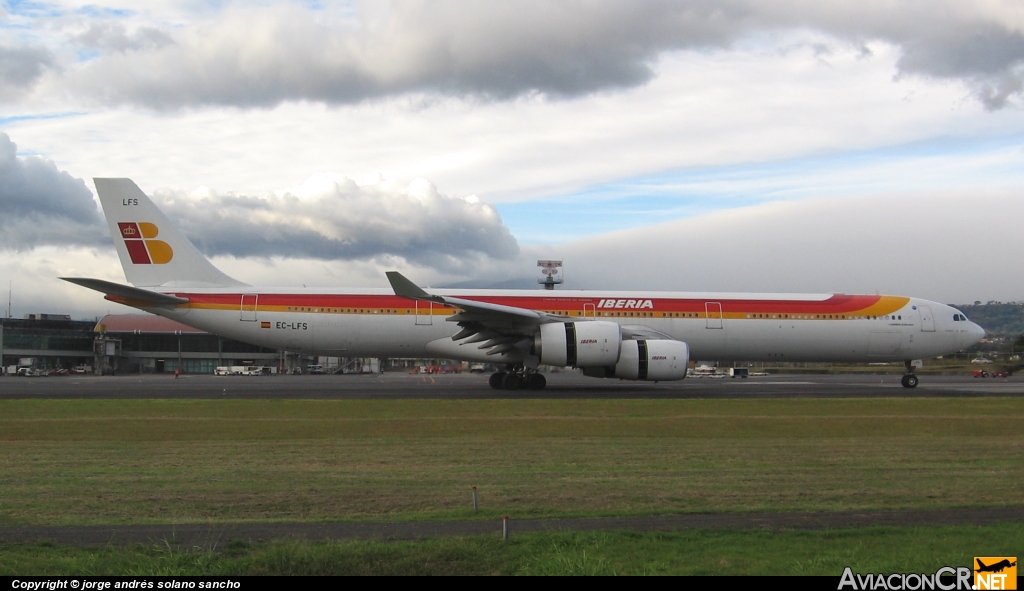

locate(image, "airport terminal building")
[[95, 314, 279, 374], [1, 314, 278, 374], [2, 314, 445, 375], [0, 315, 95, 373]]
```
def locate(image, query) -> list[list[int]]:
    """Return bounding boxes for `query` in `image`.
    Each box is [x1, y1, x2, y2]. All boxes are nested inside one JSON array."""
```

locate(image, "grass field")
[[2, 524, 1021, 575], [1, 398, 1022, 525]]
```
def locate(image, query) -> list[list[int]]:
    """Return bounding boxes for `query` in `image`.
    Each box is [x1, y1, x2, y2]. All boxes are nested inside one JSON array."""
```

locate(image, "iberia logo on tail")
[[118, 222, 173, 264]]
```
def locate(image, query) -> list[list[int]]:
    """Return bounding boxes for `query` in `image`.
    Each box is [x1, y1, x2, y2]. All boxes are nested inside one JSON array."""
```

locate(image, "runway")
[[2, 371, 1022, 399]]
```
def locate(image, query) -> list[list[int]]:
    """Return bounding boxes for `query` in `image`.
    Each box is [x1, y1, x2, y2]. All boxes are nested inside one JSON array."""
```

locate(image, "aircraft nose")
[[967, 322, 985, 346]]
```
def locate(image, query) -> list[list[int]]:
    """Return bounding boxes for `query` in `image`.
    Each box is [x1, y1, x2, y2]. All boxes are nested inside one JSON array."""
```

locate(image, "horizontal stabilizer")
[[60, 277, 188, 307]]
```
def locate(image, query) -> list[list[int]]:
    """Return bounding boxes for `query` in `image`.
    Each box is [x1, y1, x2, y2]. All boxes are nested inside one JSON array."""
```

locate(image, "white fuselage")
[[137, 287, 984, 364]]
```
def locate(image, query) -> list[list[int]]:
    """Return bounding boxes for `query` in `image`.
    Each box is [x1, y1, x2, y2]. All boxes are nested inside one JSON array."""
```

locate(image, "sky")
[[2, 0, 1024, 319]]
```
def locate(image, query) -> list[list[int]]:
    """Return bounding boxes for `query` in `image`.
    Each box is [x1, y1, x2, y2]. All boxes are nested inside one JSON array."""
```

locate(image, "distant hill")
[[956, 302, 1024, 336]]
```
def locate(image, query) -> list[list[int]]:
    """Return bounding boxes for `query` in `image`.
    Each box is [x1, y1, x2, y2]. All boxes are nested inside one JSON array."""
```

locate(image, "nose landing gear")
[[901, 360, 918, 388]]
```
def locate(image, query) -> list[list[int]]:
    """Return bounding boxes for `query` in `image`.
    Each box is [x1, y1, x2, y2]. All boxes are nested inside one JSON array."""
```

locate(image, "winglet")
[[386, 271, 543, 321], [386, 272, 443, 303]]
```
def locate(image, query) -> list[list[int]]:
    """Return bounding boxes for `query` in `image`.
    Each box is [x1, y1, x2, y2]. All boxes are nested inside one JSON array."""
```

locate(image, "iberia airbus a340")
[[63, 179, 985, 390]]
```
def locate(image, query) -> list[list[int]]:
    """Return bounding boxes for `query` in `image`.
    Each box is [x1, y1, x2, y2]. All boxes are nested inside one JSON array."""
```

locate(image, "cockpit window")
[[952, 313, 968, 322]]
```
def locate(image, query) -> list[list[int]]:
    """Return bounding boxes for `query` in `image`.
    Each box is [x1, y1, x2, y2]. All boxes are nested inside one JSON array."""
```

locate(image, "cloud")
[[48, 1, 1024, 110], [0, 132, 105, 249], [554, 190, 1024, 303], [73, 22, 174, 54], [149, 173, 519, 273], [805, 6, 1024, 110], [0, 130, 517, 272], [974, 72, 1024, 110], [0, 44, 54, 100], [66, 2, 711, 108]]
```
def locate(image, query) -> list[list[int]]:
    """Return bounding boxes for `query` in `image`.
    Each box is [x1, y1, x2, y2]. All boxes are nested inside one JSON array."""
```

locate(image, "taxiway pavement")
[[1, 371, 1022, 399]]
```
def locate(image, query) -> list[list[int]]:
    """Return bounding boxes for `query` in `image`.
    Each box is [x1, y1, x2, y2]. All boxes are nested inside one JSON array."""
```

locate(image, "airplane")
[[976, 558, 1016, 574], [62, 178, 985, 390]]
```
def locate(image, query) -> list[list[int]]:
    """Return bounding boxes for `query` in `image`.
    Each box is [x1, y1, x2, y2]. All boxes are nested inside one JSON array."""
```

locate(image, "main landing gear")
[[489, 365, 547, 390], [901, 360, 919, 389]]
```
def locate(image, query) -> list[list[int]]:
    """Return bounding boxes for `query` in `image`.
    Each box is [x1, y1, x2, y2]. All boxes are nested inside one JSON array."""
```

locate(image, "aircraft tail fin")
[[94, 178, 248, 288]]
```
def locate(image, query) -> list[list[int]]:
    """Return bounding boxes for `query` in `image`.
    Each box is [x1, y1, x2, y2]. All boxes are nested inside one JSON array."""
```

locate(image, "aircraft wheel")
[[489, 372, 505, 389], [526, 373, 546, 390], [901, 374, 918, 389], [502, 372, 523, 390]]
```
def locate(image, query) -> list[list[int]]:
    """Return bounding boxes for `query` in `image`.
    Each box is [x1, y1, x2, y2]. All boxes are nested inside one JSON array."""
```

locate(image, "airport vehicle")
[[63, 179, 985, 390], [215, 365, 275, 376]]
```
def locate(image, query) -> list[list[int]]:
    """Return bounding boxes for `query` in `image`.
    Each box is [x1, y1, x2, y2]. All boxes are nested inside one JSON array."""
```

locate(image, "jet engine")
[[536, 322, 689, 382], [536, 321, 621, 367], [611, 339, 689, 381]]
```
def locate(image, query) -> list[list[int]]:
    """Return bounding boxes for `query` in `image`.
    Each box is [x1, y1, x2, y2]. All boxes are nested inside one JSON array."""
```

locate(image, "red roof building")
[[97, 314, 206, 334]]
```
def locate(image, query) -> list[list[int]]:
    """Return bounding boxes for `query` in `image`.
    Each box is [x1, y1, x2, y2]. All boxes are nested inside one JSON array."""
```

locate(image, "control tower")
[[537, 260, 563, 290]]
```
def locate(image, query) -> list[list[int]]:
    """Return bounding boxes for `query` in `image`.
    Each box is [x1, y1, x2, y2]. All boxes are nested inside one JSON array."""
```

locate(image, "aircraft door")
[[918, 305, 935, 332], [415, 300, 433, 325], [706, 302, 723, 329], [240, 294, 258, 322], [583, 303, 596, 318]]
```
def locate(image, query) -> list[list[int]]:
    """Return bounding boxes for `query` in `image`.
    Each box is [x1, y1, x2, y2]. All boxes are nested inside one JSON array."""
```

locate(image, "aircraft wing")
[[60, 277, 189, 308], [386, 272, 677, 357], [387, 271, 566, 356]]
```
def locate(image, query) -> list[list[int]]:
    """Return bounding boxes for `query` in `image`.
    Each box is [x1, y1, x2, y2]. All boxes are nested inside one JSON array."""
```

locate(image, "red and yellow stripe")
[[117, 292, 909, 321]]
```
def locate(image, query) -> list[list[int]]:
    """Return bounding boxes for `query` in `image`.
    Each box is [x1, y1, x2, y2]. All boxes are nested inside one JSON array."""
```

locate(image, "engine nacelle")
[[612, 339, 689, 381], [537, 321, 621, 368]]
